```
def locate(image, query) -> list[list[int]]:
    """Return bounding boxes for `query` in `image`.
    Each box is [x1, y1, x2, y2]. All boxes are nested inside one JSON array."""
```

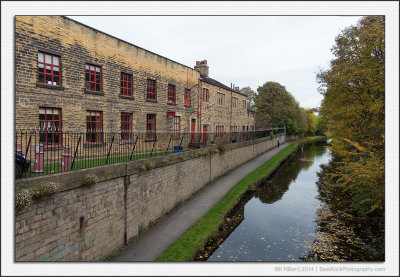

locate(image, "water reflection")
[[207, 142, 330, 262]]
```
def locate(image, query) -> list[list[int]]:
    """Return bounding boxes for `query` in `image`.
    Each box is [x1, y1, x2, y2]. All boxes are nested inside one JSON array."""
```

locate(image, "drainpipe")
[[230, 89, 232, 132], [199, 80, 203, 132]]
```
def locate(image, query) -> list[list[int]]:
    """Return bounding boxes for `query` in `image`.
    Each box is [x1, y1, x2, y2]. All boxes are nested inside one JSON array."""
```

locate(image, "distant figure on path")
[[277, 139, 280, 148]]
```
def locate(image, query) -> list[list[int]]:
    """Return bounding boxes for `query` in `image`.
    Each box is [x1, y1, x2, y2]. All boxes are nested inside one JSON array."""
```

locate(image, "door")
[[203, 125, 208, 145], [191, 119, 196, 141]]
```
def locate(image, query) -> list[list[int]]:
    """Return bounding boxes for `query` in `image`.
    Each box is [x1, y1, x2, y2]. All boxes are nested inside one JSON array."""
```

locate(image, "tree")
[[240, 86, 257, 110], [285, 118, 297, 135], [318, 16, 384, 216], [255, 81, 298, 129], [305, 109, 319, 136]]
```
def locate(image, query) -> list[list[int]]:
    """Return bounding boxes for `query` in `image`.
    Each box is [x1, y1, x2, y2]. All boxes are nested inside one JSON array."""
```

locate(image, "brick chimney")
[[194, 60, 209, 77]]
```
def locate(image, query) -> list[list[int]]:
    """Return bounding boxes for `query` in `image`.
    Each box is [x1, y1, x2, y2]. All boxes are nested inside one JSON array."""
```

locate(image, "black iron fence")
[[15, 128, 284, 179]]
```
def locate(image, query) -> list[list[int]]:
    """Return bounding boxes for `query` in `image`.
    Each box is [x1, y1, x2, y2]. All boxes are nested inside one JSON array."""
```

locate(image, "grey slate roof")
[[200, 74, 245, 96]]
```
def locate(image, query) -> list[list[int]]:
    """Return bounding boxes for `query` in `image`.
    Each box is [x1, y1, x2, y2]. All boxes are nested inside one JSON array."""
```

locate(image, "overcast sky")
[[69, 16, 362, 109]]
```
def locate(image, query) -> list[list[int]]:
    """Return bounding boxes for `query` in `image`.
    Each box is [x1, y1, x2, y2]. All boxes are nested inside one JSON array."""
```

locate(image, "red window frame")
[[173, 116, 180, 135], [86, 110, 103, 144], [121, 113, 133, 141], [85, 64, 102, 93], [216, 125, 224, 138], [121, 72, 133, 97], [37, 52, 61, 87], [147, 79, 157, 101], [39, 107, 62, 146], [217, 93, 225, 106], [168, 84, 176, 104], [202, 88, 209, 102], [146, 114, 156, 140], [243, 100, 247, 109], [232, 97, 238, 108], [184, 88, 191, 106]]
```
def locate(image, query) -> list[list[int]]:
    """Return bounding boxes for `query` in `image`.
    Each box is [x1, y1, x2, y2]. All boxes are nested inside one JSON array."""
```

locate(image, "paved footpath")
[[111, 141, 292, 262]]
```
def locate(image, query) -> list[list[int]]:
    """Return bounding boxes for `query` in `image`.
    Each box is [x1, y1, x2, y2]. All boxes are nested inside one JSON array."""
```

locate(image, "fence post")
[[165, 134, 173, 154], [61, 146, 71, 172], [105, 133, 115, 165], [129, 135, 139, 161], [150, 135, 157, 157], [70, 135, 81, 170], [179, 132, 186, 146], [22, 134, 32, 178]]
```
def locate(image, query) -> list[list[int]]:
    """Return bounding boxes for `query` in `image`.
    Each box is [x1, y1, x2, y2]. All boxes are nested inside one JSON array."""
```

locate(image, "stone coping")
[[15, 136, 273, 192]]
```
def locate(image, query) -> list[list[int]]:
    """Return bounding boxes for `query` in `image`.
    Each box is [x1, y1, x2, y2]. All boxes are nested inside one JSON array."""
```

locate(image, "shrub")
[[16, 189, 32, 212], [138, 164, 147, 173], [144, 161, 154, 171], [80, 174, 99, 186], [30, 182, 62, 200], [217, 143, 227, 155], [162, 159, 169, 165]]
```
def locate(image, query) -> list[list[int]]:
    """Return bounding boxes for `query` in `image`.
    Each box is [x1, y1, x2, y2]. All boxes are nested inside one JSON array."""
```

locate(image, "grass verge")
[[156, 136, 325, 261], [156, 142, 301, 261]]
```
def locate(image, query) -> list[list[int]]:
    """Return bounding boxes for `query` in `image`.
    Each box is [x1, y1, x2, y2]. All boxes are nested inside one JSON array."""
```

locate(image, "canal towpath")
[[110, 141, 293, 262]]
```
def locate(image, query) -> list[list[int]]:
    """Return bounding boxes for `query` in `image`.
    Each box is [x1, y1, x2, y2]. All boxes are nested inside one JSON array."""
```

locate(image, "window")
[[121, 72, 133, 97], [168, 84, 176, 104], [86, 111, 103, 143], [216, 125, 224, 138], [39, 107, 62, 146], [147, 79, 157, 101], [37, 52, 61, 87], [146, 114, 156, 140], [232, 97, 238, 108], [202, 88, 209, 102], [184, 88, 191, 106], [243, 100, 247, 109], [173, 116, 180, 135], [121, 113, 133, 141], [85, 64, 102, 93], [217, 93, 225, 106]]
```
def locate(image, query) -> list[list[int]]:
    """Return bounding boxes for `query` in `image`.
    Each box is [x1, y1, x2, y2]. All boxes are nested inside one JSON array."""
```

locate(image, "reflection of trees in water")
[[254, 142, 323, 204], [302, 161, 385, 261]]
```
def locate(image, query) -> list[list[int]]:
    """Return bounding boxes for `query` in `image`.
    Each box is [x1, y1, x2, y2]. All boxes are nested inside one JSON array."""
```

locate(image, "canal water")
[[207, 141, 330, 262]]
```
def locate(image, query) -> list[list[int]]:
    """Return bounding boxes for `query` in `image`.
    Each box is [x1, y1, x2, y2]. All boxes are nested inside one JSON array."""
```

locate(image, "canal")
[[207, 141, 330, 262]]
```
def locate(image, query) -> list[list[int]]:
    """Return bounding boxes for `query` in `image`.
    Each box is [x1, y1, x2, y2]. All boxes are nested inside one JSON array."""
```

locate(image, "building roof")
[[200, 74, 246, 96]]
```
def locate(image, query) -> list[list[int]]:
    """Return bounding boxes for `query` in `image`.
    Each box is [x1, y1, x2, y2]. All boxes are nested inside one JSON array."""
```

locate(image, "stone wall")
[[15, 134, 287, 261]]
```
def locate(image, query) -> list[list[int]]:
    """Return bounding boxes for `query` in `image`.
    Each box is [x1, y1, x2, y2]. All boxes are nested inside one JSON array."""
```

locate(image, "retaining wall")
[[15, 134, 291, 261]]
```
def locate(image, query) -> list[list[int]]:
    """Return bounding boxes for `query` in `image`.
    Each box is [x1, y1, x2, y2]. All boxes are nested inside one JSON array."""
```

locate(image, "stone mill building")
[[15, 16, 255, 143]]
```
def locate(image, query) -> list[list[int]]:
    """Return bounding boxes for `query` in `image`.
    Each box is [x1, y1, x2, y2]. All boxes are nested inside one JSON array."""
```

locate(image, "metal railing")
[[15, 128, 284, 179]]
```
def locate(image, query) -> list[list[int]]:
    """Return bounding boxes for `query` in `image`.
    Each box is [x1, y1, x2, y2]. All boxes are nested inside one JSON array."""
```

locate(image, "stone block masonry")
[[15, 130, 287, 261], [15, 16, 199, 133], [15, 16, 254, 136]]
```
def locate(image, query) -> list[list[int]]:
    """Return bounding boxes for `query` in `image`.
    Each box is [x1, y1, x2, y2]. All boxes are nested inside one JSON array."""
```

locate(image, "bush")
[[80, 174, 99, 186], [217, 143, 227, 155], [30, 182, 62, 200], [144, 161, 154, 171], [16, 189, 32, 212]]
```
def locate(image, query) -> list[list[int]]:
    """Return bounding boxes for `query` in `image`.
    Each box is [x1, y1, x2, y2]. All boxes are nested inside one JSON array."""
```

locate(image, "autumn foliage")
[[318, 16, 385, 217]]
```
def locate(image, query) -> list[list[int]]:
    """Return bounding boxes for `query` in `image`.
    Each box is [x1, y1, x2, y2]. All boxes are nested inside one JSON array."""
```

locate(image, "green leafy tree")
[[318, 16, 384, 217], [305, 109, 319, 136], [255, 81, 298, 129], [285, 118, 297, 135], [240, 86, 257, 110]]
